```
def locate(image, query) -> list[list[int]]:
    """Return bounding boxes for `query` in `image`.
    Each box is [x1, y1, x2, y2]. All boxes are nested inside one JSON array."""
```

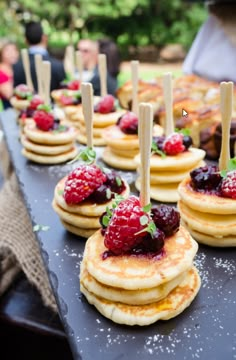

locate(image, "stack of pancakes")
[[21, 122, 78, 164], [102, 124, 163, 170], [75, 106, 125, 146], [52, 177, 130, 238], [178, 178, 236, 246], [80, 226, 201, 326], [135, 148, 206, 203]]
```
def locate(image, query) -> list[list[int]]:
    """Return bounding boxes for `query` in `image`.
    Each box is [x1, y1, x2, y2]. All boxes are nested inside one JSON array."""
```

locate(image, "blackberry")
[[89, 184, 111, 203], [190, 165, 222, 191], [152, 135, 166, 151], [132, 229, 165, 254], [182, 135, 193, 149], [151, 205, 180, 237], [105, 172, 125, 194]]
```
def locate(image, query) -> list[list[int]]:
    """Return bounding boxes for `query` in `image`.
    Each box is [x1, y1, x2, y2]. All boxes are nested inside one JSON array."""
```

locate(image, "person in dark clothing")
[[13, 21, 65, 92]]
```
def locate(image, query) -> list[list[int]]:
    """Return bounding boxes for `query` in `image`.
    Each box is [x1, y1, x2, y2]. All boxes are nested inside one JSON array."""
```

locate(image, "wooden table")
[[1, 109, 236, 360]]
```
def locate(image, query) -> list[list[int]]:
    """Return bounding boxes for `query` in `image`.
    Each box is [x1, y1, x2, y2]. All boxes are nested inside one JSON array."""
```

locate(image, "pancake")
[[80, 260, 188, 305], [79, 122, 104, 138], [54, 177, 130, 216], [111, 147, 139, 159], [64, 105, 80, 117], [10, 96, 30, 110], [77, 133, 106, 146], [80, 267, 201, 326], [79, 110, 125, 128], [21, 135, 73, 155], [84, 226, 198, 290], [135, 148, 206, 171], [135, 178, 180, 203], [182, 220, 236, 247], [22, 146, 78, 164], [178, 200, 236, 237], [52, 199, 100, 229], [102, 125, 139, 150], [60, 219, 96, 238], [138, 160, 205, 184], [102, 147, 137, 170], [24, 123, 78, 145], [178, 177, 236, 214]]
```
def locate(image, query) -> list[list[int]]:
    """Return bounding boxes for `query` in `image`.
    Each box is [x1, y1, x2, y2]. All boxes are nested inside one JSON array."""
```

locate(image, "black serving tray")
[[1, 109, 236, 360]]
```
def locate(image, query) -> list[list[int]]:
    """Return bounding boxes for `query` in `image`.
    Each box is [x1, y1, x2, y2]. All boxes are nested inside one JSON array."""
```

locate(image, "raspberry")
[[220, 171, 236, 199], [60, 95, 74, 106], [29, 95, 44, 110], [94, 95, 115, 114], [190, 165, 222, 192], [33, 109, 54, 131], [117, 112, 138, 134], [14, 84, 32, 99], [104, 196, 149, 255], [67, 80, 80, 90], [63, 165, 107, 204], [163, 133, 185, 155], [151, 205, 180, 236]]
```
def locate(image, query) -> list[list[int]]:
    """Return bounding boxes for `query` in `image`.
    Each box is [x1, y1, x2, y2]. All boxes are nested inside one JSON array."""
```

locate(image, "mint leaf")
[[37, 104, 51, 112], [57, 189, 64, 196], [115, 176, 122, 187], [175, 128, 191, 136], [140, 215, 149, 226], [106, 188, 112, 200], [67, 147, 96, 165], [135, 220, 156, 237], [33, 224, 50, 232], [142, 203, 151, 213], [153, 148, 166, 158], [53, 125, 68, 134], [151, 141, 158, 152], [102, 215, 110, 227], [228, 157, 236, 171], [106, 206, 113, 217], [220, 169, 227, 178]]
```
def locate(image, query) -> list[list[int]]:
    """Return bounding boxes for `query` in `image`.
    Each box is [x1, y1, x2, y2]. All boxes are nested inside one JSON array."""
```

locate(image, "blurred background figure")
[[0, 40, 19, 110], [183, 1, 236, 82], [77, 38, 118, 96], [13, 21, 65, 92]]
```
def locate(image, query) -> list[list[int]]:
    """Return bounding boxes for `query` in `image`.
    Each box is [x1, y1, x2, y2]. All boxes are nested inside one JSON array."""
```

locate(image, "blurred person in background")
[[183, 1, 236, 82], [77, 38, 118, 96], [13, 21, 65, 92], [0, 40, 19, 110]]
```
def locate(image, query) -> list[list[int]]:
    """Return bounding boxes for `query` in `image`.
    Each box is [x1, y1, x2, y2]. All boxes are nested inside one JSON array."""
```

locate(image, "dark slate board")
[[1, 109, 236, 360]]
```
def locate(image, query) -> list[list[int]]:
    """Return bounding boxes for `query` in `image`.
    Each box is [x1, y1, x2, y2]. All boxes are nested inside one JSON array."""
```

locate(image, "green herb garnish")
[[33, 224, 50, 232], [68, 147, 96, 165], [220, 157, 236, 178], [151, 141, 166, 158], [175, 128, 191, 136], [142, 203, 151, 213]]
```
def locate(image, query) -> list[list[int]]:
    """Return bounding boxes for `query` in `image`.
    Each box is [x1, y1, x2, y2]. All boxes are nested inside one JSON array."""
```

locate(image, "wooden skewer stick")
[[219, 81, 233, 171], [81, 82, 94, 149], [138, 103, 153, 207], [75, 50, 83, 83], [163, 72, 174, 136], [42, 61, 51, 105], [98, 54, 107, 97], [21, 49, 34, 91], [35, 54, 43, 98], [131, 60, 139, 116], [64, 45, 75, 79]]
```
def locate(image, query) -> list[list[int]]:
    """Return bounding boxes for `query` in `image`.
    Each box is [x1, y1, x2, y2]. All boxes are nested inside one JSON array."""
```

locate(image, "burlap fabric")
[[0, 139, 57, 312]]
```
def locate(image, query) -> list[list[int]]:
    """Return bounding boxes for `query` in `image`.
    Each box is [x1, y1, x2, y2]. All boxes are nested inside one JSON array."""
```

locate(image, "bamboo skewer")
[[138, 103, 153, 208], [75, 50, 83, 83], [42, 61, 51, 105], [98, 54, 107, 97], [21, 49, 34, 91], [131, 60, 139, 116], [64, 45, 75, 79], [219, 81, 233, 171], [35, 54, 43, 98], [81, 83, 94, 149], [163, 72, 174, 136]]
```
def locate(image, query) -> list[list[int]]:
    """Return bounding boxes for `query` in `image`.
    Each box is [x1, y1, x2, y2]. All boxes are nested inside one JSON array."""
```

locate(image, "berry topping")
[[63, 165, 107, 204], [163, 133, 185, 155], [67, 80, 80, 90], [182, 135, 193, 149], [220, 171, 236, 199], [94, 95, 115, 114], [88, 184, 110, 203], [33, 106, 54, 131], [190, 165, 222, 192], [104, 196, 149, 255], [152, 135, 165, 151], [104, 172, 125, 194], [151, 205, 180, 236], [14, 84, 32, 99], [131, 229, 165, 254], [28, 95, 44, 110], [117, 112, 138, 134]]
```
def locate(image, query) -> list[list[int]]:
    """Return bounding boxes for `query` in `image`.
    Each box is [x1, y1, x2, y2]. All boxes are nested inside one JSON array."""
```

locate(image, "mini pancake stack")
[[102, 115, 163, 170], [135, 145, 206, 202], [52, 175, 130, 238], [178, 178, 236, 246], [21, 121, 78, 164], [80, 222, 200, 326], [10, 84, 32, 111], [76, 97, 125, 147]]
